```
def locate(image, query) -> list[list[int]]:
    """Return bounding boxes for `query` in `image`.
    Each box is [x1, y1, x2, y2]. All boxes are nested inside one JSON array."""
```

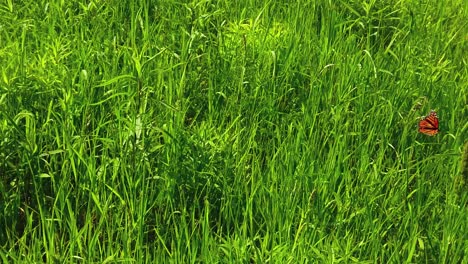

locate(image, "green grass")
[[1, 0, 467, 262]]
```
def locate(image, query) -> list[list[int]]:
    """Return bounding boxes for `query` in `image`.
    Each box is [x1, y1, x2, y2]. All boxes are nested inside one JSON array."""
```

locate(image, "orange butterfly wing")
[[418, 111, 439, 136]]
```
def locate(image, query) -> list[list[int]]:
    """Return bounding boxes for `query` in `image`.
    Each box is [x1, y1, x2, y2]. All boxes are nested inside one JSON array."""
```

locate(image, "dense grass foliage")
[[1, 0, 467, 262]]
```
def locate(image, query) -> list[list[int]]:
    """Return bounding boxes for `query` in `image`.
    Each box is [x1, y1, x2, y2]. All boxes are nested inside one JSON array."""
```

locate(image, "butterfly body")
[[418, 110, 439, 136]]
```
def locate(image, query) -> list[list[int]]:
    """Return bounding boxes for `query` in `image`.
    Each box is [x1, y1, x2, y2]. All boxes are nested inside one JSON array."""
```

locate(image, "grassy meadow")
[[1, 0, 467, 262]]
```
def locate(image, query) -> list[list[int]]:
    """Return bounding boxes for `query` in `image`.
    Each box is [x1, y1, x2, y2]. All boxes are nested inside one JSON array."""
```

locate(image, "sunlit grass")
[[1, 0, 467, 262]]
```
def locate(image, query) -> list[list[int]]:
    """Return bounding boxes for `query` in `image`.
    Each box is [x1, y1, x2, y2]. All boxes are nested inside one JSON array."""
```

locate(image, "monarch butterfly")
[[418, 110, 439, 136]]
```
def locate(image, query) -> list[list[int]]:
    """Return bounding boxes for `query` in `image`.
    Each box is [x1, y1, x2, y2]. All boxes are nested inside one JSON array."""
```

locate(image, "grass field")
[[1, 0, 467, 262]]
